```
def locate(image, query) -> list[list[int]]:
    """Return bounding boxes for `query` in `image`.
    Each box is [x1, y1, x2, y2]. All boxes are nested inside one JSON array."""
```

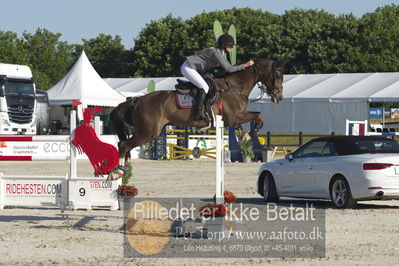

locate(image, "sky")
[[2, 0, 398, 48]]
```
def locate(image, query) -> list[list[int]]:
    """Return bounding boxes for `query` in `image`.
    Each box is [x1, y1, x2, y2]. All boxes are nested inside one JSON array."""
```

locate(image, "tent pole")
[[382, 103, 385, 128], [367, 101, 370, 132]]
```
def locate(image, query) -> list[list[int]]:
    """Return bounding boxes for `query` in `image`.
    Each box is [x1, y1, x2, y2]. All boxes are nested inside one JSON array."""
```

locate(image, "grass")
[[370, 118, 399, 124], [256, 132, 341, 153]]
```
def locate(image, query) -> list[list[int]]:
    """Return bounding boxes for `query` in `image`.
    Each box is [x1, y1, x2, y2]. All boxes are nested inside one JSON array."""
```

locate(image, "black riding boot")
[[193, 89, 207, 121]]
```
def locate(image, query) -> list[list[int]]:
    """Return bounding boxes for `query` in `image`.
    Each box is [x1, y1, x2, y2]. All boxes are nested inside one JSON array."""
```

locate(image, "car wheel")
[[263, 173, 279, 202], [330, 177, 356, 208]]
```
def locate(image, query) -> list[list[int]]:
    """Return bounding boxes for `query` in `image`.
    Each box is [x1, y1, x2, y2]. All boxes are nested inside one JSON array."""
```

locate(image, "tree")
[[0, 30, 27, 64], [77, 34, 132, 77], [22, 28, 75, 90], [185, 8, 281, 62], [355, 4, 399, 72], [277, 9, 355, 73], [2, 5, 399, 84], [131, 15, 188, 77], [131, 8, 282, 77]]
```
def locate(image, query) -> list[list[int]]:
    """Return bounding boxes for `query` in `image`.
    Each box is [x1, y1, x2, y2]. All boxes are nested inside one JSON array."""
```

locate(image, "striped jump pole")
[[0, 110, 77, 179], [0, 155, 69, 161], [0, 136, 70, 142]]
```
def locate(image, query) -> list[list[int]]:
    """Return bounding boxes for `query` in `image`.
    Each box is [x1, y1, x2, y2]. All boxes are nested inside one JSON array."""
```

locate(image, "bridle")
[[251, 62, 278, 103], [218, 60, 281, 102]]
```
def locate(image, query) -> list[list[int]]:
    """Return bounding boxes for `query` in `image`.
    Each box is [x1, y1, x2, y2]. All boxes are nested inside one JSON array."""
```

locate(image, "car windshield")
[[355, 139, 399, 153]]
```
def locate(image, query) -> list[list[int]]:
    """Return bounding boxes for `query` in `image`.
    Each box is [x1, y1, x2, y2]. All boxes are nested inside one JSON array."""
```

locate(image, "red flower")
[[200, 203, 227, 217], [116, 184, 138, 197], [223, 191, 237, 204], [213, 190, 237, 204]]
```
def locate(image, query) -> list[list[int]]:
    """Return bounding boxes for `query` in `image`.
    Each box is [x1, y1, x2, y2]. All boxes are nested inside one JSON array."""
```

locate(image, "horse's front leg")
[[233, 111, 264, 137]]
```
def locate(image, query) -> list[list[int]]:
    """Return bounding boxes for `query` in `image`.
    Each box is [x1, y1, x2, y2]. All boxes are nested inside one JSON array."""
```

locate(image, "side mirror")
[[285, 153, 294, 161]]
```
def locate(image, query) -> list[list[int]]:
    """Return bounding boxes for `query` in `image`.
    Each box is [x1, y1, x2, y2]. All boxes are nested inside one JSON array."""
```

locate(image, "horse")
[[110, 58, 285, 172]]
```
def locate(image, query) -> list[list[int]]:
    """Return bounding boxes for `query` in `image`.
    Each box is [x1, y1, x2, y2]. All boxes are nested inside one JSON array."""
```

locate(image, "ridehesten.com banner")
[[1, 178, 67, 206]]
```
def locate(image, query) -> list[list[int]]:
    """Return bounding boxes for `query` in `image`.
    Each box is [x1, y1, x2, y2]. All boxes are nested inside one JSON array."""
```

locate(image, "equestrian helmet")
[[217, 34, 235, 47]]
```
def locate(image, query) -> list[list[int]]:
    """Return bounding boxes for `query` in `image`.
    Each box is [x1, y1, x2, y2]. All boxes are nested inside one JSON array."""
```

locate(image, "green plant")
[[143, 140, 154, 154], [122, 164, 132, 185], [240, 139, 255, 160]]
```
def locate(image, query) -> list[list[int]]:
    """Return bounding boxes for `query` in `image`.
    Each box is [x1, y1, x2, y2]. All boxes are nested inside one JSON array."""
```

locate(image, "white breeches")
[[180, 60, 209, 94]]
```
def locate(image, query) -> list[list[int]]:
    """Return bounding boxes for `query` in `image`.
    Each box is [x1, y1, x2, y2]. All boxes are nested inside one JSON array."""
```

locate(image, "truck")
[[0, 63, 37, 134]]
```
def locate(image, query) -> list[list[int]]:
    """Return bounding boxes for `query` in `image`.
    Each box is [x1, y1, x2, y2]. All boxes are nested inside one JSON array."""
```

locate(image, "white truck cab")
[[0, 63, 37, 134]]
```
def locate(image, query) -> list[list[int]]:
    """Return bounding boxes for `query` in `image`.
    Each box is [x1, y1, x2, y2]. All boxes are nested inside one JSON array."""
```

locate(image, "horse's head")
[[253, 59, 287, 103]]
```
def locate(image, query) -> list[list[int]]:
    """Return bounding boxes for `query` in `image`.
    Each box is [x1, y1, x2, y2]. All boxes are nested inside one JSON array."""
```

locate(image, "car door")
[[276, 140, 328, 196], [312, 141, 339, 198]]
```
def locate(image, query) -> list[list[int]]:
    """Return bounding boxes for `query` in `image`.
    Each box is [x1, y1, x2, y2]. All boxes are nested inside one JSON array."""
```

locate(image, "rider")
[[181, 34, 254, 121]]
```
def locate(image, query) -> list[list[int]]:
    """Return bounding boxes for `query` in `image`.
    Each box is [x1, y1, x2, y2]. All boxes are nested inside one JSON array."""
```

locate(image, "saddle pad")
[[176, 90, 219, 109]]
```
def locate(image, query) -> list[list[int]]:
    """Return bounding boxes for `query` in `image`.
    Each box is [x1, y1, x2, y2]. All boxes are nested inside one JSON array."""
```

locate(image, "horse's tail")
[[110, 99, 138, 142]]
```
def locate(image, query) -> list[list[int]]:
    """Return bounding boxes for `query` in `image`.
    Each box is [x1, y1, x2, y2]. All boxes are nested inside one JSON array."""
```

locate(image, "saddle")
[[175, 74, 218, 109]]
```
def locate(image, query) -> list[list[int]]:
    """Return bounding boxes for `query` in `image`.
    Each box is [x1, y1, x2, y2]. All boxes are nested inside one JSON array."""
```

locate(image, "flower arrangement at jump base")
[[212, 190, 237, 204], [116, 184, 138, 198], [200, 203, 227, 217], [202, 190, 237, 218], [116, 184, 138, 210], [200, 190, 237, 233], [222, 190, 237, 204]]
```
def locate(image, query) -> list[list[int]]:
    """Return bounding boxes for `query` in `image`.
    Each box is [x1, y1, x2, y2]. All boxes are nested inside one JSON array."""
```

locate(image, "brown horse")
[[110, 58, 285, 169]]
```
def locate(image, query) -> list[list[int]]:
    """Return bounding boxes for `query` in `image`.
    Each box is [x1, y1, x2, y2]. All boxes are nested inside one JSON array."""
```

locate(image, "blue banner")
[[370, 108, 382, 118]]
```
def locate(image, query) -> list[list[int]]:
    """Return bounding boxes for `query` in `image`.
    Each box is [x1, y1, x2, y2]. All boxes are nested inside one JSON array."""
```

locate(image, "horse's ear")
[[276, 59, 289, 69]]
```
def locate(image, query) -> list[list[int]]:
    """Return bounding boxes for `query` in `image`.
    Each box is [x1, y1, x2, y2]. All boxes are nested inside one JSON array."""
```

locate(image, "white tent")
[[104, 72, 399, 134], [248, 72, 399, 133], [48, 51, 125, 106], [103, 77, 177, 98]]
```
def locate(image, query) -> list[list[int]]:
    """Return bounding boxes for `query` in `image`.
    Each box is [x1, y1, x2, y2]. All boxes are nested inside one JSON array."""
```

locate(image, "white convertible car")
[[257, 136, 399, 208]]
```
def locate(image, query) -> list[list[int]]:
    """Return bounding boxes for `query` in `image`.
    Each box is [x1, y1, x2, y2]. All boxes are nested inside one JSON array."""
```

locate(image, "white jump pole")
[[69, 110, 77, 179], [215, 115, 224, 204]]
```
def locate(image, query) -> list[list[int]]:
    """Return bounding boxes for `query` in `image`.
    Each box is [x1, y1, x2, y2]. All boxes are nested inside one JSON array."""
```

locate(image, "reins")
[[217, 77, 249, 100], [216, 61, 276, 103], [250, 62, 276, 103]]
